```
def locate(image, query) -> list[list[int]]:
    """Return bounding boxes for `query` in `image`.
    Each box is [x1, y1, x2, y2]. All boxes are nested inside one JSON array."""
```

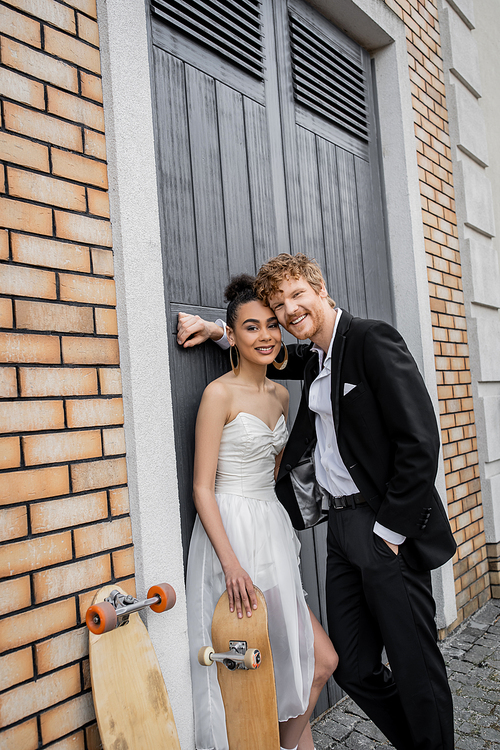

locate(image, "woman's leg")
[[279, 607, 338, 750]]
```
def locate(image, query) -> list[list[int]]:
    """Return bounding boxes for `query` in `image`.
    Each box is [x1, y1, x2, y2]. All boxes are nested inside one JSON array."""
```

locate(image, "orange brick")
[[0, 162, 5, 192], [71, 456, 127, 492], [4, 102, 83, 152], [45, 26, 100, 74], [88, 187, 109, 217], [78, 12, 99, 45], [36, 626, 88, 674], [0, 66, 44, 108], [0, 297, 13, 327], [0, 196, 52, 235], [0, 575, 31, 616], [0, 399, 64, 433], [23, 428, 102, 466], [12, 233, 90, 272], [80, 70, 102, 102], [67, 0, 97, 17], [42, 694, 94, 746], [0, 435, 21, 470], [109, 486, 129, 515], [16, 299, 94, 334], [7, 167, 86, 211], [62, 336, 119, 365], [0, 597, 76, 650], [52, 148, 108, 189], [59, 273, 115, 305], [103, 427, 125, 455], [1, 36, 78, 92], [47, 87, 105, 131], [43, 731, 86, 750], [0, 664, 80, 727], [85, 723, 102, 750], [55, 210, 112, 246], [0, 718, 38, 750], [0, 263, 56, 298], [0, 5, 41, 47], [0, 505, 27, 542], [74, 516, 132, 557], [0, 229, 8, 259], [0, 332, 60, 364], [99, 367, 122, 394], [0, 647, 33, 692], [34, 554, 111, 603], [91, 247, 114, 276], [0, 464, 69, 505], [9, 0, 76, 33], [84, 128, 106, 159], [20, 366, 98, 397], [31, 490, 107, 533], [66, 397, 123, 428], [112, 546, 135, 578], [0, 531, 72, 577], [95, 307, 118, 335]]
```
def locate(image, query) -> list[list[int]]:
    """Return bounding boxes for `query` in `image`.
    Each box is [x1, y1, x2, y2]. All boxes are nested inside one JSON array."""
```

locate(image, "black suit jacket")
[[274, 310, 456, 571]]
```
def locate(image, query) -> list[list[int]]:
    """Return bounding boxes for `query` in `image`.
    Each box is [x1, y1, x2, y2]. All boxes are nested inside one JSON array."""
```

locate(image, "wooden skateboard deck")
[[212, 587, 280, 749], [88, 584, 181, 750]]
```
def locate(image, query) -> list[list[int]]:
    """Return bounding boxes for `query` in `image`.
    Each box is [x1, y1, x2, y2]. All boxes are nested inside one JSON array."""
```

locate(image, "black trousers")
[[326, 504, 454, 750]]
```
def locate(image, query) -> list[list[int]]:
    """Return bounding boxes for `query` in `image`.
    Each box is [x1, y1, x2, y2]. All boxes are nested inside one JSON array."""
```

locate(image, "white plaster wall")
[[95, 0, 194, 746], [438, 0, 500, 547]]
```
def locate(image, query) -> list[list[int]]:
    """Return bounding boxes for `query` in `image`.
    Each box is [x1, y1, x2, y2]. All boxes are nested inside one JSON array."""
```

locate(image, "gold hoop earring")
[[272, 342, 288, 370], [230, 345, 240, 376]]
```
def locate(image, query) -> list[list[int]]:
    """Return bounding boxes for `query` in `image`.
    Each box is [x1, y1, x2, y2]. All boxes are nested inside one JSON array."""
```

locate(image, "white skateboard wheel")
[[198, 646, 215, 666]]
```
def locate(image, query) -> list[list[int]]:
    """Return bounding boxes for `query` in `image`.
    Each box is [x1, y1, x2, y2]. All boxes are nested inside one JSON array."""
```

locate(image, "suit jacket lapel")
[[331, 310, 353, 432]]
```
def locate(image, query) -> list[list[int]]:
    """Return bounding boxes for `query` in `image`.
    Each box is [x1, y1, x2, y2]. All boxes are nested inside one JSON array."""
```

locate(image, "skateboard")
[[86, 583, 180, 750], [198, 587, 280, 749]]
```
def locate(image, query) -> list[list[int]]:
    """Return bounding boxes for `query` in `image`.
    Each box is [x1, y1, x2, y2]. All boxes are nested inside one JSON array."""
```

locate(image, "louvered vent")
[[289, 12, 369, 141], [151, 0, 265, 80]]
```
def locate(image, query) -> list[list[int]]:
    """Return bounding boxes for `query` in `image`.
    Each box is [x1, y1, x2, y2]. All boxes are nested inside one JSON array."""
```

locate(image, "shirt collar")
[[311, 308, 342, 371]]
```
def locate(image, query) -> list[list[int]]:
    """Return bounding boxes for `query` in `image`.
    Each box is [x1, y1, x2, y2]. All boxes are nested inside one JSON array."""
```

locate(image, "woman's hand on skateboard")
[[224, 565, 258, 619]]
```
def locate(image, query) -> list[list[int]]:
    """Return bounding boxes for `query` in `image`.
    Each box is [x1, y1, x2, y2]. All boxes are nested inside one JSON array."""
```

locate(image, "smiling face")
[[227, 299, 281, 367], [267, 275, 332, 343]]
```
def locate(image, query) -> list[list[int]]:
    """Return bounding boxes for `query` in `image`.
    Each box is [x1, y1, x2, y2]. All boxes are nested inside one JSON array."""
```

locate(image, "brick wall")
[[383, 0, 490, 632], [0, 0, 135, 747]]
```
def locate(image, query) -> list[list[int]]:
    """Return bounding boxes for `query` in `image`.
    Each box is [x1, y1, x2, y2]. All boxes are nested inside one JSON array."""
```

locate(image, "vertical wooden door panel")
[[355, 155, 393, 321], [244, 96, 279, 268], [216, 83, 256, 277], [153, 48, 201, 305], [316, 137, 349, 309], [185, 65, 229, 307], [336, 148, 367, 318], [296, 126, 326, 269]]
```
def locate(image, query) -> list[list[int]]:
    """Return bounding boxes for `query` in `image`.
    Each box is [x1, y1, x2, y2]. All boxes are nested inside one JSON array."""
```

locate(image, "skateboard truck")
[[198, 641, 261, 670], [86, 583, 176, 635]]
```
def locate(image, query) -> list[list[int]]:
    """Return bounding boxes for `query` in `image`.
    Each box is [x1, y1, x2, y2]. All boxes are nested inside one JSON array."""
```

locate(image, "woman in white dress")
[[186, 276, 338, 750]]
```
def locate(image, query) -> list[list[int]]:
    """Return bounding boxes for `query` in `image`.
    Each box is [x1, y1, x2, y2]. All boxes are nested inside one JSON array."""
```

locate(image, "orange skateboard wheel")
[[148, 583, 176, 613], [86, 601, 118, 634], [244, 648, 261, 670]]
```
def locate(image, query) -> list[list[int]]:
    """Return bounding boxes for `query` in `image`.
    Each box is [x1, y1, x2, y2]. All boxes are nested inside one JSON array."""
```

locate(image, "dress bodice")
[[215, 412, 288, 502]]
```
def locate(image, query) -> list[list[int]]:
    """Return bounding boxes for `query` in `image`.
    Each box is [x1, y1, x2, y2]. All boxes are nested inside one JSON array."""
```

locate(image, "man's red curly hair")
[[254, 253, 335, 308]]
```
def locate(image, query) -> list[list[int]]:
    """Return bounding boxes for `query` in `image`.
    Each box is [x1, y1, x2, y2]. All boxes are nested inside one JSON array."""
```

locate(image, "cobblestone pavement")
[[311, 599, 500, 749]]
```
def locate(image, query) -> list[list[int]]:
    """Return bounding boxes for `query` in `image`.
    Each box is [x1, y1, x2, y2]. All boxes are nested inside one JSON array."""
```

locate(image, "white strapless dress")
[[186, 412, 315, 750]]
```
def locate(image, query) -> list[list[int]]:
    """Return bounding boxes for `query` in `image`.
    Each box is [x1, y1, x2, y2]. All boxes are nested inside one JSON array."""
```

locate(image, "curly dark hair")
[[225, 274, 258, 329]]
